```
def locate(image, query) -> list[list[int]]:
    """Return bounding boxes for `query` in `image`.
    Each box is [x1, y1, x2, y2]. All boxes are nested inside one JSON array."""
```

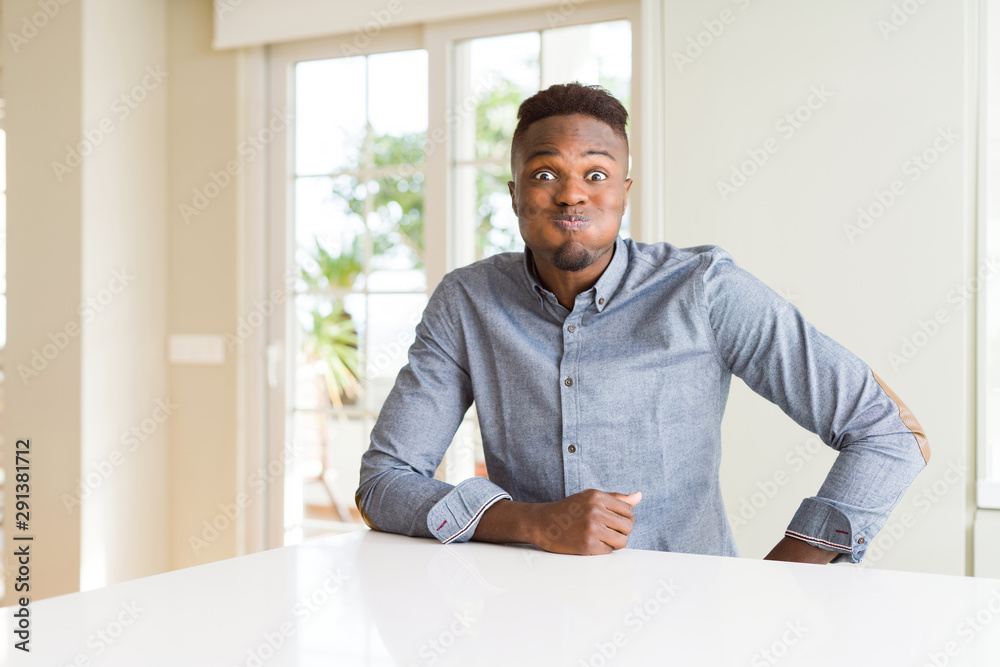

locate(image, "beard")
[[551, 241, 596, 272]]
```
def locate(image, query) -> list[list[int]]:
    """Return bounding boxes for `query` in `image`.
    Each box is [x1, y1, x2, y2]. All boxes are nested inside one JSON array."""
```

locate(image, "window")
[[268, 3, 639, 546], [289, 49, 431, 541]]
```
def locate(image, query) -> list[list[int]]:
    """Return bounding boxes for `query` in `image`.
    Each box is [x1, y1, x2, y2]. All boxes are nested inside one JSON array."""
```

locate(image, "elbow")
[[354, 488, 381, 531], [871, 370, 930, 465]]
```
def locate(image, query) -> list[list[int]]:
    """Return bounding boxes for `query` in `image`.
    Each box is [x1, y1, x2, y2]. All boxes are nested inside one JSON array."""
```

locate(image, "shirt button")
[[598, 298, 605, 305], [567, 325, 575, 333], [564, 378, 573, 387], [567, 444, 577, 453], [857, 537, 865, 544]]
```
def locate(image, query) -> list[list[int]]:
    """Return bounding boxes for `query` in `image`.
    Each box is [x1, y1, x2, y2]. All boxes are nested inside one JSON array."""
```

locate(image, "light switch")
[[169, 334, 226, 365]]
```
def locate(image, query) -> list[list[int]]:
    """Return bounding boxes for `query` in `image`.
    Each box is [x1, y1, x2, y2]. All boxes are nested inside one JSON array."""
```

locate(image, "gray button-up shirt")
[[355, 236, 929, 563]]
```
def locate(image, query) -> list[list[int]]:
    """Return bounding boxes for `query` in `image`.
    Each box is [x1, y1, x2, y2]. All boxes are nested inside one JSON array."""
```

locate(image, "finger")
[[604, 494, 640, 520], [599, 525, 630, 551], [609, 491, 642, 506], [600, 505, 635, 537]]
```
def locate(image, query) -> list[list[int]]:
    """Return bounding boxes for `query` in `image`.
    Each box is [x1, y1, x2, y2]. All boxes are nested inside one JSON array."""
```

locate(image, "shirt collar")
[[522, 235, 628, 313]]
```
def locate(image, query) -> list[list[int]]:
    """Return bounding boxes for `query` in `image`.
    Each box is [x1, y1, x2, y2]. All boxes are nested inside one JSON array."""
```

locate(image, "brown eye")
[[533, 171, 555, 181], [587, 171, 607, 181]]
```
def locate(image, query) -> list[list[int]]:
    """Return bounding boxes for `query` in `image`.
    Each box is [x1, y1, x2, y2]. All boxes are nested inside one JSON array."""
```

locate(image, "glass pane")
[[444, 415, 480, 482], [293, 412, 369, 524], [367, 50, 428, 152], [294, 294, 363, 411], [462, 32, 540, 163], [295, 176, 366, 293], [367, 172, 424, 276], [364, 293, 427, 413], [456, 163, 523, 260], [295, 57, 366, 175], [541, 20, 632, 111]]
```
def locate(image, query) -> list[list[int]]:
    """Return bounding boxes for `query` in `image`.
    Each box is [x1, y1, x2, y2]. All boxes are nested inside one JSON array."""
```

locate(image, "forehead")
[[514, 113, 627, 163]]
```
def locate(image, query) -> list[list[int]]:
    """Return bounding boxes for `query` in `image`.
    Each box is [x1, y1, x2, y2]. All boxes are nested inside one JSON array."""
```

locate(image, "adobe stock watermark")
[[920, 589, 1000, 667], [877, 0, 934, 40], [843, 126, 959, 243], [225, 268, 298, 351], [426, 73, 500, 163], [189, 440, 305, 555], [51, 65, 169, 183], [366, 311, 422, 379], [17, 267, 135, 386], [672, 0, 756, 73], [578, 578, 680, 667], [887, 256, 999, 371], [546, 0, 586, 28], [728, 435, 827, 533], [213, 0, 243, 20], [53, 600, 144, 666], [861, 459, 966, 566], [61, 398, 179, 514], [443, 421, 479, 482], [404, 609, 477, 667], [6, 0, 74, 54], [337, 0, 416, 57], [716, 84, 833, 202], [750, 620, 809, 667], [180, 108, 294, 224], [236, 567, 349, 667]]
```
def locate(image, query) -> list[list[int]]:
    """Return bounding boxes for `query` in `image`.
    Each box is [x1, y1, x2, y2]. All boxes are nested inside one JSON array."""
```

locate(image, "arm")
[[473, 491, 643, 555], [764, 536, 838, 564], [355, 275, 511, 541], [701, 248, 929, 564]]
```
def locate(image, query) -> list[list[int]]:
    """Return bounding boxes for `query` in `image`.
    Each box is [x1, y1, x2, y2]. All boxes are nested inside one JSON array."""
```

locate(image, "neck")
[[532, 243, 615, 311]]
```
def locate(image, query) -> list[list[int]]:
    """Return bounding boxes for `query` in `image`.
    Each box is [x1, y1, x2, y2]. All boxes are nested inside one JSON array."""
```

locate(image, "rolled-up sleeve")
[[355, 275, 511, 543], [699, 248, 929, 564]]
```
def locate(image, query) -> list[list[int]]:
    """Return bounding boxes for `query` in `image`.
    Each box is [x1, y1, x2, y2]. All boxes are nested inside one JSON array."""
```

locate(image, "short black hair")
[[510, 82, 629, 170]]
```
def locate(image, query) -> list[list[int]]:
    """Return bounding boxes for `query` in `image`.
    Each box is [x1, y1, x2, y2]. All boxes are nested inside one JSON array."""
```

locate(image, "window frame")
[[978, 0, 1000, 510]]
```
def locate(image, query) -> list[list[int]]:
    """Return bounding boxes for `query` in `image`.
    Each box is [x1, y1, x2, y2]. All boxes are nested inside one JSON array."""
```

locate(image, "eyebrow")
[[523, 148, 617, 163]]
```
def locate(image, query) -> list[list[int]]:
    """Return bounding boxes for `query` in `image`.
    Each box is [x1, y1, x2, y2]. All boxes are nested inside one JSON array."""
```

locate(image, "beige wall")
[[2, 0, 85, 603], [1, 0, 239, 604], [166, 0, 240, 573]]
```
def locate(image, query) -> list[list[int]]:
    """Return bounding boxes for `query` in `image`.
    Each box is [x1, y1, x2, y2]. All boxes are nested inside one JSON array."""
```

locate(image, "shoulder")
[[442, 252, 524, 287], [439, 251, 527, 297], [620, 237, 735, 285]]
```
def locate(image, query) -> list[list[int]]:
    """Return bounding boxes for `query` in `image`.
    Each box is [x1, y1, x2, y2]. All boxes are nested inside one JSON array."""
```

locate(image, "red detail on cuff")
[[436, 519, 448, 531], [835, 529, 848, 535]]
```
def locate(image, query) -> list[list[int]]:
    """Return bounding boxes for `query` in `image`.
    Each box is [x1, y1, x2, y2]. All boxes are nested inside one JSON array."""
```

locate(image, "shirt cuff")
[[426, 476, 512, 545], [785, 497, 864, 564]]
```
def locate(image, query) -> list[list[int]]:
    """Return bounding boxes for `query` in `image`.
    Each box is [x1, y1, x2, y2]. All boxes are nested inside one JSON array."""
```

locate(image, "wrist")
[[474, 498, 540, 545]]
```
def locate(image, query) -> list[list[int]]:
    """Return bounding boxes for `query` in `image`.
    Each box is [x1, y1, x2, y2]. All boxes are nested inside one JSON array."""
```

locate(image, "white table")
[[3, 529, 999, 666]]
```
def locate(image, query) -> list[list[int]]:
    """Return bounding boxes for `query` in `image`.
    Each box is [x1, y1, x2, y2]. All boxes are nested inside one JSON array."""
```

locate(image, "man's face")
[[508, 113, 632, 273]]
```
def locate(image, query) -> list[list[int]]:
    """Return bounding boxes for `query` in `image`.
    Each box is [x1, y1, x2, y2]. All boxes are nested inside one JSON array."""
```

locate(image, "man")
[[355, 82, 929, 564]]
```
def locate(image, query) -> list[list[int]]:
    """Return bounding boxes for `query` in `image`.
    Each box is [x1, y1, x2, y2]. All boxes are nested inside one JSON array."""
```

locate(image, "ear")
[[622, 177, 633, 215], [508, 180, 517, 215]]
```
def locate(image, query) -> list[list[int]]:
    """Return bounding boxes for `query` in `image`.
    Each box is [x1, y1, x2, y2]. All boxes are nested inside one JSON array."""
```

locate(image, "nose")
[[555, 174, 587, 207]]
